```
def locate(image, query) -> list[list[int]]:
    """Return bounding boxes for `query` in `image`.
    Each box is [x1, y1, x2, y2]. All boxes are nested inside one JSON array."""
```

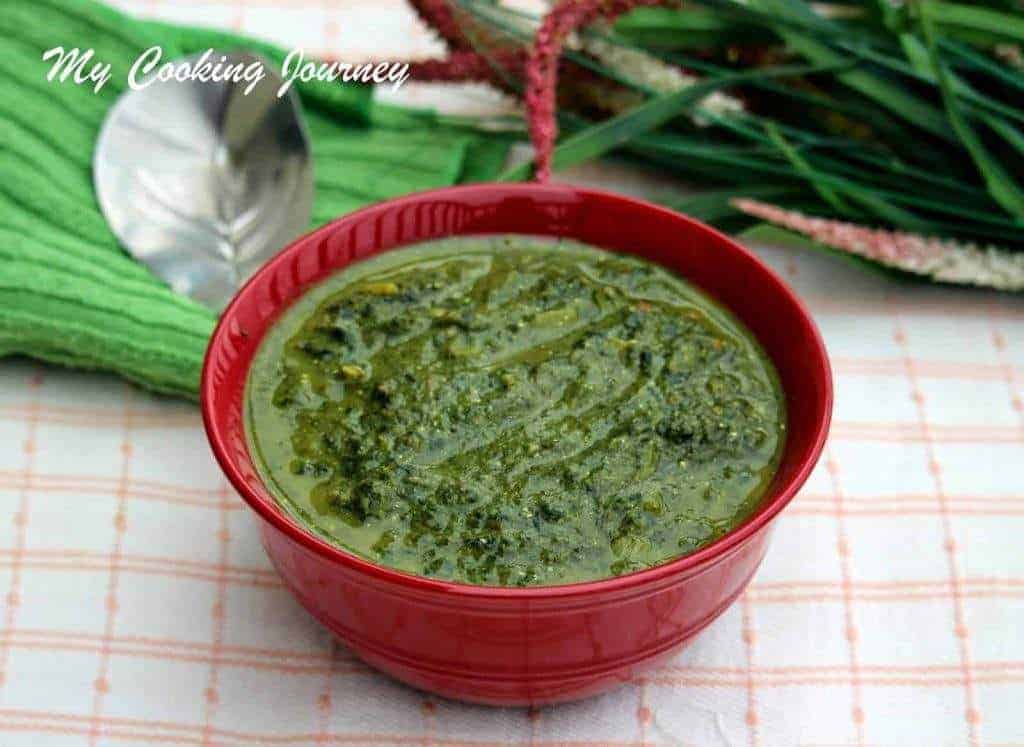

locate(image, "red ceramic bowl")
[[202, 183, 832, 706]]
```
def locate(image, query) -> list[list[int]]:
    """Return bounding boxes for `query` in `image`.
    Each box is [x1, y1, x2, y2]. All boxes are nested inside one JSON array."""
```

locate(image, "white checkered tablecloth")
[[1, 2, 1022, 745]]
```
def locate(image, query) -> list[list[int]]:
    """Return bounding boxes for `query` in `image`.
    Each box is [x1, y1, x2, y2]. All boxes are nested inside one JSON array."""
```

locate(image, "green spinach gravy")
[[246, 236, 785, 586]]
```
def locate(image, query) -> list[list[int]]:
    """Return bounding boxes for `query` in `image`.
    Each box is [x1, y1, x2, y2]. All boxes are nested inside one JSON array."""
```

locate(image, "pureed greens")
[[246, 236, 785, 586]]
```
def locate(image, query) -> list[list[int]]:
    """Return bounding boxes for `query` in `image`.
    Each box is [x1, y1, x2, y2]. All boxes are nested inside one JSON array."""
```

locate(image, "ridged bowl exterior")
[[202, 184, 832, 706]]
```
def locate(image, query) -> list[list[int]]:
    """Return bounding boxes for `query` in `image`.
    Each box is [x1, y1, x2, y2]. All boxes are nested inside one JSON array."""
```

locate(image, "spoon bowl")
[[94, 51, 313, 311]]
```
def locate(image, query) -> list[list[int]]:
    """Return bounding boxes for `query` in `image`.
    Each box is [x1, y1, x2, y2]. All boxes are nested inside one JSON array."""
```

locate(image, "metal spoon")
[[93, 51, 313, 312]]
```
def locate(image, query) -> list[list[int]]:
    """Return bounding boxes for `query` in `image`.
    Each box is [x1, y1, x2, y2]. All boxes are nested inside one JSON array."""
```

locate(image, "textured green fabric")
[[0, 0, 513, 398]]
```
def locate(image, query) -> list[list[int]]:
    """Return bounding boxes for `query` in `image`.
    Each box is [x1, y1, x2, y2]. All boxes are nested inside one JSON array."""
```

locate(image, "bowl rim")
[[202, 182, 832, 600]]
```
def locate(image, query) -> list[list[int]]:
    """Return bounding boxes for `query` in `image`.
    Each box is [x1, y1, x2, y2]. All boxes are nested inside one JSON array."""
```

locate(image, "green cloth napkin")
[[0, 0, 513, 399]]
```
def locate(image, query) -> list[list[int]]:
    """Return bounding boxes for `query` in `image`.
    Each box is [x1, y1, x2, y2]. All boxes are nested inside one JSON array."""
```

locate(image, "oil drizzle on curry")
[[246, 236, 785, 586]]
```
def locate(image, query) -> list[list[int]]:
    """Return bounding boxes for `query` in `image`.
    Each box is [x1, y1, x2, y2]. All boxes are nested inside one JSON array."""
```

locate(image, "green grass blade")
[[698, 109, 979, 203], [941, 38, 1024, 92], [614, 6, 775, 49], [921, 10, 1024, 218], [986, 115, 1024, 158], [764, 123, 938, 229], [763, 122, 852, 214], [498, 63, 831, 181], [633, 134, 1020, 234], [777, 28, 954, 140], [922, 0, 1024, 43], [892, 32, 1024, 127]]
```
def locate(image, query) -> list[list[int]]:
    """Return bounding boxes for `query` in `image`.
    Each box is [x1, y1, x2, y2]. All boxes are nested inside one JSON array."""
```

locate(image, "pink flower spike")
[[526, 0, 666, 181], [731, 199, 1024, 291]]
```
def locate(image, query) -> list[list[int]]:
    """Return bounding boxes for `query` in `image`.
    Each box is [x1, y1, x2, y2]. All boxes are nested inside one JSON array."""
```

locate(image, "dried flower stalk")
[[571, 24, 744, 122], [408, 49, 525, 85], [408, 0, 474, 50], [732, 199, 1024, 291], [406, 0, 741, 175]]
